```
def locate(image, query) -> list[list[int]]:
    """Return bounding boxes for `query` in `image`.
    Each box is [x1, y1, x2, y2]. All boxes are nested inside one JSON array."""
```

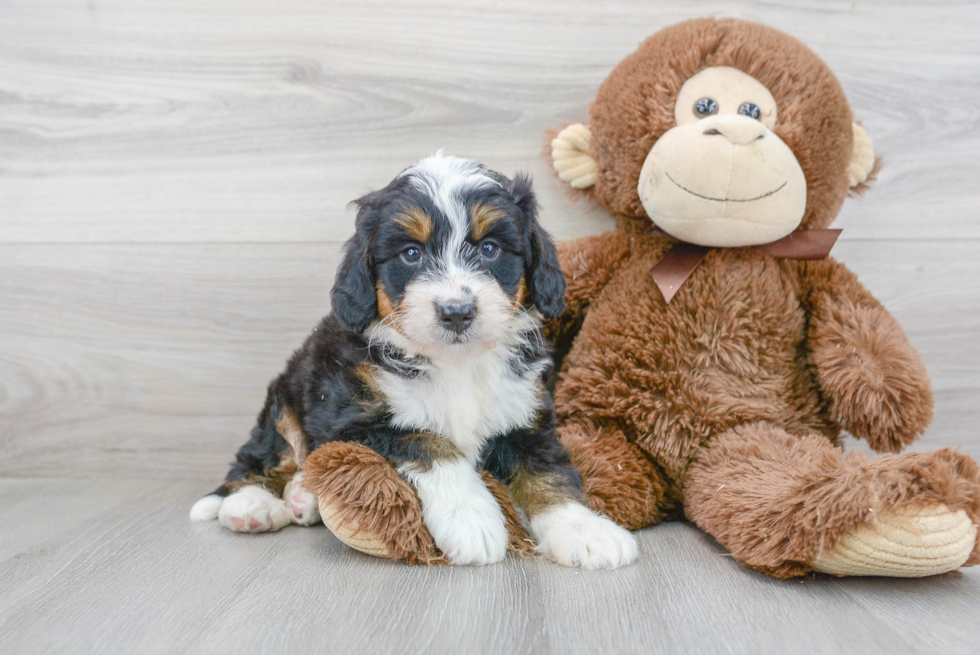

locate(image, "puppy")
[[190, 154, 637, 569]]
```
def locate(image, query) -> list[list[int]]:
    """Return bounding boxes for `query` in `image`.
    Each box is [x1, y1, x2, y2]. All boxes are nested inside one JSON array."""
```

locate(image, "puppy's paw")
[[403, 460, 509, 566], [218, 486, 293, 533], [430, 493, 509, 566], [284, 472, 321, 526], [189, 494, 222, 522], [531, 502, 638, 569]]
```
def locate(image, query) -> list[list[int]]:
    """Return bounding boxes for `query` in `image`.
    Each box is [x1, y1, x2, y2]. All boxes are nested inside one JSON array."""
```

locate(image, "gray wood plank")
[[2, 477, 978, 655], [0, 243, 340, 478], [2, 240, 977, 478], [0, 0, 978, 244], [1, 1, 979, 652], [0, 477, 158, 560]]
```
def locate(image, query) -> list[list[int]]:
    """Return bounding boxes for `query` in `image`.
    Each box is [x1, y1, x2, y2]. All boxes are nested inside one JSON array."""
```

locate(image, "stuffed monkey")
[[546, 17, 980, 577]]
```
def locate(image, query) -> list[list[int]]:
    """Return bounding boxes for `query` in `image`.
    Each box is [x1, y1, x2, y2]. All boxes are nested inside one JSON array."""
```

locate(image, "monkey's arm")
[[544, 231, 631, 362], [801, 258, 933, 453]]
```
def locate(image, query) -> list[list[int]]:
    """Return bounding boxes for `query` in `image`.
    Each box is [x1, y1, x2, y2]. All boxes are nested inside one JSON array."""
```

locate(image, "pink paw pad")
[[283, 474, 321, 525], [285, 486, 313, 516], [231, 516, 263, 531]]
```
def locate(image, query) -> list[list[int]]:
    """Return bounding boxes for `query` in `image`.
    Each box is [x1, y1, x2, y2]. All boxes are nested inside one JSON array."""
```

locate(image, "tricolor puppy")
[[190, 154, 637, 569]]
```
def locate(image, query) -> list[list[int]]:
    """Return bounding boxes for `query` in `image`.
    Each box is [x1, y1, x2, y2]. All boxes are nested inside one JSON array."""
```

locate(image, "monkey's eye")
[[694, 97, 718, 118], [400, 246, 423, 264], [479, 241, 500, 260], [738, 102, 761, 120]]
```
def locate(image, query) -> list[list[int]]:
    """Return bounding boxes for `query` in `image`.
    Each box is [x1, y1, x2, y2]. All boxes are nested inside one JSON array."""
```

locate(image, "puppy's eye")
[[400, 246, 423, 264], [738, 102, 761, 120], [694, 97, 718, 118], [480, 241, 500, 260]]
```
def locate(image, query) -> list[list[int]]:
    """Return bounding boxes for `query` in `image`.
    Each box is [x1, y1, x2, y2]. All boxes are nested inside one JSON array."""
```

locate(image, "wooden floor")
[[1, 477, 979, 655], [2, 1, 979, 653]]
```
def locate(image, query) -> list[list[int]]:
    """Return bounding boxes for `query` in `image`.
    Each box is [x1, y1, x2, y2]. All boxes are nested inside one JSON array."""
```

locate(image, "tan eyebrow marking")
[[470, 203, 507, 240], [393, 207, 432, 243]]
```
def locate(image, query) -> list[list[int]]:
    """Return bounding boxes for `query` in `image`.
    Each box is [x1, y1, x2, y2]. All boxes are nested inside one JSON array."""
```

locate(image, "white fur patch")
[[284, 472, 321, 526], [375, 336, 545, 463], [394, 267, 513, 350], [400, 459, 508, 565], [530, 502, 638, 569], [217, 485, 294, 533], [189, 494, 223, 522]]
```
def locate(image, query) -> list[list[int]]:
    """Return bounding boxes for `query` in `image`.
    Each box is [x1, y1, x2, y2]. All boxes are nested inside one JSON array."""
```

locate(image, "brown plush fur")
[[558, 422, 681, 530], [482, 471, 536, 557], [684, 425, 980, 577], [303, 442, 533, 565], [543, 18, 979, 577]]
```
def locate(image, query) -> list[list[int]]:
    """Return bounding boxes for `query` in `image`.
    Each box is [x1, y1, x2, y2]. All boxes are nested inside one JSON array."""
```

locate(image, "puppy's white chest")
[[376, 356, 541, 462]]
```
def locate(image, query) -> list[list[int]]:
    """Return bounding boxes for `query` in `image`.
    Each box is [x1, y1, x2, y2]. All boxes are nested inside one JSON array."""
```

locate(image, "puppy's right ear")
[[331, 193, 381, 334]]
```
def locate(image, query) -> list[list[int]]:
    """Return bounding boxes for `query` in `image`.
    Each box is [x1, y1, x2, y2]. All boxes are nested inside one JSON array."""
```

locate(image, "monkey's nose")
[[436, 301, 476, 334], [702, 116, 767, 145]]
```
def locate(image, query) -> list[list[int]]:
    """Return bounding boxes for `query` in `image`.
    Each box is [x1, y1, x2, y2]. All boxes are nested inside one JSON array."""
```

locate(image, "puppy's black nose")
[[437, 301, 476, 334]]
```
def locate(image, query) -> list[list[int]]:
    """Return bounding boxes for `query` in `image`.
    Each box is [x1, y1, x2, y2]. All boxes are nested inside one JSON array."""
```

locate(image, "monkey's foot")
[[303, 441, 447, 564]]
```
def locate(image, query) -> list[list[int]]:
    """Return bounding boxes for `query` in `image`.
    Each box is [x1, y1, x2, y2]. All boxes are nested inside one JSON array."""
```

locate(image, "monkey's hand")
[[551, 123, 597, 189], [809, 294, 933, 453]]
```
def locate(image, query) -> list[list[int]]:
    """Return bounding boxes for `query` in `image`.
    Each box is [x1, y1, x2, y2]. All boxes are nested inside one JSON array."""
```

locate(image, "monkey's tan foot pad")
[[319, 499, 394, 559], [811, 504, 977, 577]]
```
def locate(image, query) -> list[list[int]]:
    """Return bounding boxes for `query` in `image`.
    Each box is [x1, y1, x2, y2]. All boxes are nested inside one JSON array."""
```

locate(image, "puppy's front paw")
[[285, 472, 322, 526], [218, 486, 293, 533], [428, 492, 509, 566], [403, 460, 509, 566], [531, 502, 638, 569]]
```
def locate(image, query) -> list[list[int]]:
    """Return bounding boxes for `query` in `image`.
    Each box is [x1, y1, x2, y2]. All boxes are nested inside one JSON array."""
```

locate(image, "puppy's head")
[[331, 154, 565, 353]]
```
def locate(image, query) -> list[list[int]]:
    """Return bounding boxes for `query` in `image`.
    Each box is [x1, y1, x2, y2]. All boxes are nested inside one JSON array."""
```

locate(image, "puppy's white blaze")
[[218, 485, 294, 533], [530, 502, 639, 570], [189, 494, 222, 522], [404, 153, 500, 272], [400, 459, 508, 565], [404, 153, 499, 222]]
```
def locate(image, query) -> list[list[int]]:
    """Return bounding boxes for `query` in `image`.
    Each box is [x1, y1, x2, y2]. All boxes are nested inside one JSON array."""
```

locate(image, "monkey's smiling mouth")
[[666, 172, 787, 203]]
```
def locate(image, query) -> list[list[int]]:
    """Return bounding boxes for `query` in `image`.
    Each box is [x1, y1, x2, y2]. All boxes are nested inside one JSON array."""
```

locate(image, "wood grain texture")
[[0, 477, 978, 655], [1, 1, 980, 652], [1, 0, 978, 243], [1, 240, 977, 478]]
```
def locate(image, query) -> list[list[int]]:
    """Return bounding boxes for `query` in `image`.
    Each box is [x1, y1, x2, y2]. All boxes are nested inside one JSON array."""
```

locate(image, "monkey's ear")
[[847, 122, 876, 188], [331, 196, 380, 333], [550, 123, 597, 189]]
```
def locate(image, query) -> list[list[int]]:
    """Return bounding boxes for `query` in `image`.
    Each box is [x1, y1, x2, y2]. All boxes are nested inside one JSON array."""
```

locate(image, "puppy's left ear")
[[331, 193, 381, 333], [511, 172, 566, 319]]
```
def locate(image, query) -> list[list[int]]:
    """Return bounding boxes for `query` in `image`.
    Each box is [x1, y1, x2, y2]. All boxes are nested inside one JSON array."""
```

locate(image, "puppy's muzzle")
[[436, 300, 477, 334]]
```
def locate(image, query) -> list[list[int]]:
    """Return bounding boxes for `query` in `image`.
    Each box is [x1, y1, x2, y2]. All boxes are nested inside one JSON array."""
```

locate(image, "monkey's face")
[[549, 19, 877, 241], [637, 67, 807, 248]]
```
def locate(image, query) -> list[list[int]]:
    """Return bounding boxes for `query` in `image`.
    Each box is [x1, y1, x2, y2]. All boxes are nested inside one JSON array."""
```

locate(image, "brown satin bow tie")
[[650, 229, 842, 303]]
